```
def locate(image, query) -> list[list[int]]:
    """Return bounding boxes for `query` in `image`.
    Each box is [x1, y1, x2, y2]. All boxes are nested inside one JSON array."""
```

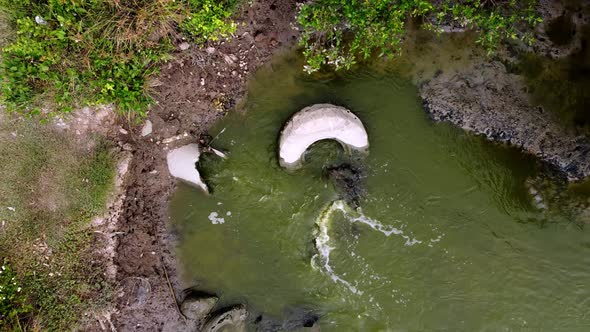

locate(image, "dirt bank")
[[110, 1, 299, 330]]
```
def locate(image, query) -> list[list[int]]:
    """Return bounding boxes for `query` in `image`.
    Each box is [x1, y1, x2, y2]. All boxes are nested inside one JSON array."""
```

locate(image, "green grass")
[[0, 119, 115, 331], [0, 0, 237, 118]]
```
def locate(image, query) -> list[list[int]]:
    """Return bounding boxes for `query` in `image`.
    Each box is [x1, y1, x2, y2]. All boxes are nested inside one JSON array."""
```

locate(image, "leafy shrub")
[[0, 261, 30, 329], [297, 0, 542, 73], [0, 0, 237, 117], [181, 0, 238, 42]]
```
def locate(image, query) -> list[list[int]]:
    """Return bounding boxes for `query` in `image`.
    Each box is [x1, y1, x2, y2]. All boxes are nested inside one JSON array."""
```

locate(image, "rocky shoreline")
[[420, 60, 590, 181]]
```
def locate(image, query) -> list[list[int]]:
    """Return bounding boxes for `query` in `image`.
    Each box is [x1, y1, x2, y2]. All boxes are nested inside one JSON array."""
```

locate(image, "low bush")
[[0, 0, 237, 117], [297, 0, 542, 73]]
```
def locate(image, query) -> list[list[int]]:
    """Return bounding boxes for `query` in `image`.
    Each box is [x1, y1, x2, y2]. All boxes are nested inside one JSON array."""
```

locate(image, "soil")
[[107, 1, 300, 331]]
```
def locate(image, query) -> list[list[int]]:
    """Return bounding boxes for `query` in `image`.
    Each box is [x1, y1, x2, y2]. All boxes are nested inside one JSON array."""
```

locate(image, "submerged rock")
[[279, 104, 369, 169], [180, 294, 218, 321], [253, 307, 320, 331], [327, 163, 366, 208], [166, 144, 208, 192], [202, 305, 248, 332], [524, 173, 590, 224], [420, 61, 590, 181]]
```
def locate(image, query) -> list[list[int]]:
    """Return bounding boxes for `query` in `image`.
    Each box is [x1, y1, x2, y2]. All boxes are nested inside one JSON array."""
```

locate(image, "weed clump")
[[0, 0, 237, 117]]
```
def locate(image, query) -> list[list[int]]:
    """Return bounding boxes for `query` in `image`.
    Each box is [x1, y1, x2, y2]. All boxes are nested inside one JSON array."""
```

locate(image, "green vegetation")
[[0, 120, 115, 330], [0, 0, 237, 117], [0, 262, 31, 329], [297, 0, 542, 73]]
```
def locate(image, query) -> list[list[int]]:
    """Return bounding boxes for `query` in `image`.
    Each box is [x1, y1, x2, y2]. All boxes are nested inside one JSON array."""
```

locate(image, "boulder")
[[202, 305, 248, 332], [180, 295, 218, 320]]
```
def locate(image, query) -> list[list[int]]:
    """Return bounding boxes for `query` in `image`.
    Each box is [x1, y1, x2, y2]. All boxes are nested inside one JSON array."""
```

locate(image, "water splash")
[[312, 200, 421, 294], [312, 201, 362, 294]]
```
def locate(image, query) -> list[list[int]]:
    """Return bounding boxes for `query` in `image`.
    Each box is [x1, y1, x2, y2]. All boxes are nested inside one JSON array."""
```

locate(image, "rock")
[[119, 128, 128, 135], [279, 104, 369, 169], [328, 164, 366, 208], [206, 47, 216, 54], [202, 305, 248, 332], [524, 174, 590, 221], [180, 295, 218, 320], [141, 120, 153, 137], [254, 307, 320, 331], [223, 54, 236, 66], [179, 42, 190, 51], [282, 307, 319, 330], [166, 144, 208, 192], [35, 16, 47, 25], [162, 135, 180, 144], [420, 61, 590, 181]]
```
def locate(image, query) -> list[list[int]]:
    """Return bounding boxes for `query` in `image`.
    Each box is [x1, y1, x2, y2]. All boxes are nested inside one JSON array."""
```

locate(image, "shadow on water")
[[514, 6, 590, 132]]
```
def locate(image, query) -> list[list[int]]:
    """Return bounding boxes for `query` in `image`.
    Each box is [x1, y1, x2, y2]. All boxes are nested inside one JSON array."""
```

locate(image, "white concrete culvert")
[[278, 104, 369, 168], [166, 144, 208, 192]]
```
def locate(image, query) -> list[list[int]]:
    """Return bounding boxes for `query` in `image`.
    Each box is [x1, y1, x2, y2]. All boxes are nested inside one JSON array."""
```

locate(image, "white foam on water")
[[345, 208, 422, 246], [208, 212, 225, 224], [312, 200, 421, 295], [312, 201, 362, 295]]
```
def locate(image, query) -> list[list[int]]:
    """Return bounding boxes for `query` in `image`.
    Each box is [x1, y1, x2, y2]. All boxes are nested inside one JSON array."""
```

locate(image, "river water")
[[170, 54, 590, 331]]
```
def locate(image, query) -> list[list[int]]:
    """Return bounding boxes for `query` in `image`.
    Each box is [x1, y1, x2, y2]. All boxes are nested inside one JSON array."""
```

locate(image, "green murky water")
[[170, 55, 590, 331]]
